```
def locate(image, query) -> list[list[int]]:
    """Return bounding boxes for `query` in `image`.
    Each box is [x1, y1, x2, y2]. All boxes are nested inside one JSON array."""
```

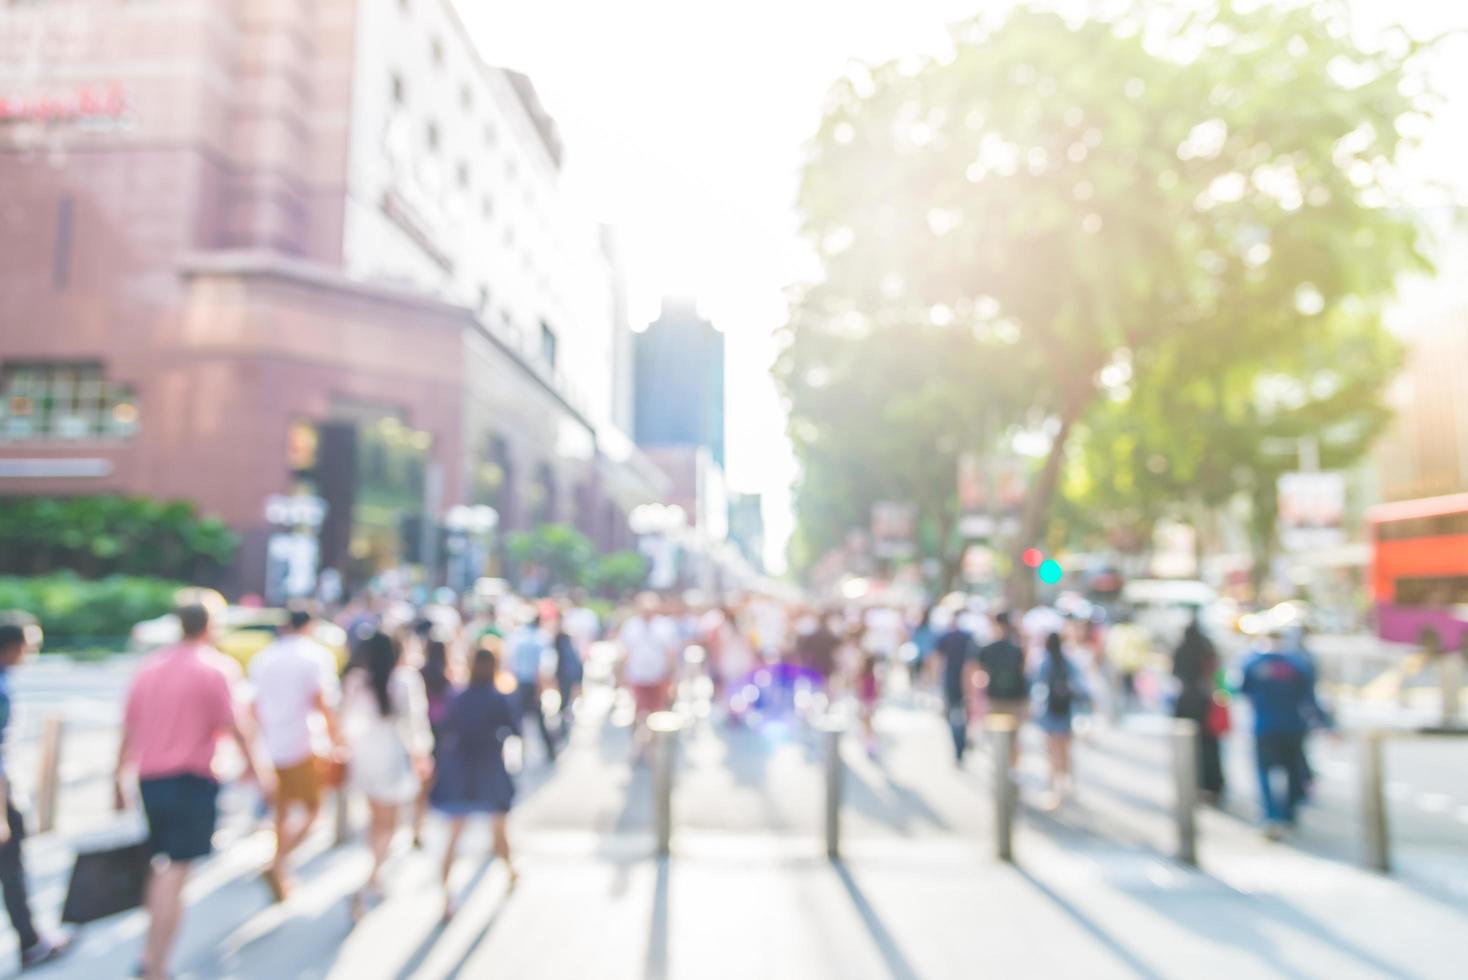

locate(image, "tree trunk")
[[1008, 404, 1083, 608], [935, 507, 962, 594]]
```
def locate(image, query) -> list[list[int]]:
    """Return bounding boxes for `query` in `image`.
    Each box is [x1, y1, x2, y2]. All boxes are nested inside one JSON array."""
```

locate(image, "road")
[[0, 656, 1462, 978]]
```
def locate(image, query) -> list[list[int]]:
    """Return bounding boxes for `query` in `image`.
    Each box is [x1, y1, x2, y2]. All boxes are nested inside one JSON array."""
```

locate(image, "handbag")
[[1206, 691, 1232, 737], [62, 836, 151, 924]]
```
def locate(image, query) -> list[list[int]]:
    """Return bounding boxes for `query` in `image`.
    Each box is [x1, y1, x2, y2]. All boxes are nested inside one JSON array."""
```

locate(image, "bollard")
[[1441, 651, 1463, 728], [333, 786, 351, 846], [820, 718, 845, 861], [34, 715, 64, 835], [649, 711, 682, 859], [1170, 718, 1199, 867], [986, 715, 1017, 862], [1360, 729, 1390, 872]]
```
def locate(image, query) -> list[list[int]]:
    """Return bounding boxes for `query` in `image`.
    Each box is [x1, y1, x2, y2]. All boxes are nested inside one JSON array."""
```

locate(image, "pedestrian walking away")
[[1033, 632, 1087, 807], [618, 594, 679, 762], [431, 644, 521, 921], [0, 620, 70, 971], [1240, 628, 1332, 840], [979, 612, 1030, 768], [508, 614, 558, 764], [115, 601, 272, 980], [413, 634, 457, 849], [936, 611, 980, 764], [341, 630, 433, 920], [552, 617, 584, 744], [249, 604, 343, 901], [1173, 618, 1227, 804]]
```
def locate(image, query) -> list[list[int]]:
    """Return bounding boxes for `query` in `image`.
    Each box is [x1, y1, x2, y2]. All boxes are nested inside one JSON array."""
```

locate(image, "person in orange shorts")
[[249, 606, 342, 900]]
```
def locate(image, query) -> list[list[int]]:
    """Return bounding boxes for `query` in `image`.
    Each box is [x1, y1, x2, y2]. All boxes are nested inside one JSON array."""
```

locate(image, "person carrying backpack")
[[1033, 631, 1086, 806], [978, 612, 1030, 767]]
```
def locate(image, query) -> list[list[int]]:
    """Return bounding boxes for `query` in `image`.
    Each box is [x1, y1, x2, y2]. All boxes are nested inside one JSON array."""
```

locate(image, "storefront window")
[[0, 362, 138, 442]]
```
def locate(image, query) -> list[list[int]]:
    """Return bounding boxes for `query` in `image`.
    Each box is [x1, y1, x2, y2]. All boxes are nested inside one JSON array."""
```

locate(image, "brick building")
[[0, 0, 663, 596]]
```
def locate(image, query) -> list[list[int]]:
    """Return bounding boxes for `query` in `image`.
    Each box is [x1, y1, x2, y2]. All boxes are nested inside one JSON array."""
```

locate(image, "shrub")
[[0, 573, 187, 652], [0, 496, 237, 581]]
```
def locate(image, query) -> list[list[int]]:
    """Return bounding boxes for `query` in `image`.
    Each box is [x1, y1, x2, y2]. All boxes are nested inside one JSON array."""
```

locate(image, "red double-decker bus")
[[1368, 492, 1468, 653]]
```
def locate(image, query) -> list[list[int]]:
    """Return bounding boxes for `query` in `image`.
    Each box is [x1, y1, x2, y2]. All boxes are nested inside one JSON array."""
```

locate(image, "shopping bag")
[[61, 835, 151, 924]]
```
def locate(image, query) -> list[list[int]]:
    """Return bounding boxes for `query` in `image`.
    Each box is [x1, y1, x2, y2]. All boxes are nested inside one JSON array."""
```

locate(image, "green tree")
[[505, 524, 596, 595], [590, 551, 650, 600], [783, 0, 1436, 596]]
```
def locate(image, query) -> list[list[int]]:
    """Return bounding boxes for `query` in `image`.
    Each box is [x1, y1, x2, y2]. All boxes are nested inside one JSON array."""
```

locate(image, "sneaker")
[[1263, 822, 1287, 842], [21, 935, 70, 970]]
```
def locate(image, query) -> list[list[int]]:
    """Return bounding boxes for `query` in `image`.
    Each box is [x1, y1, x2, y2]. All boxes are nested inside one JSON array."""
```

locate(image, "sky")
[[458, 0, 1467, 575]]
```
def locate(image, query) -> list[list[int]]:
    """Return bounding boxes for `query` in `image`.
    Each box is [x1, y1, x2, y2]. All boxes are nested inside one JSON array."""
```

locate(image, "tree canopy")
[[778, 0, 1437, 593]]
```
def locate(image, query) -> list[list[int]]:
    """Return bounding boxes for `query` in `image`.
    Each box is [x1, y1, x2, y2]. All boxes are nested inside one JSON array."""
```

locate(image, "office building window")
[[0, 362, 138, 442]]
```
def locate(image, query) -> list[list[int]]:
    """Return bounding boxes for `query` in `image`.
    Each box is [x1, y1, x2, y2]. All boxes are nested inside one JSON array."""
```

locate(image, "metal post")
[[333, 786, 351, 846], [821, 718, 845, 861], [649, 712, 681, 858], [34, 715, 64, 835], [987, 715, 1017, 862], [1441, 651, 1463, 728], [1171, 718, 1199, 867], [1360, 730, 1390, 872]]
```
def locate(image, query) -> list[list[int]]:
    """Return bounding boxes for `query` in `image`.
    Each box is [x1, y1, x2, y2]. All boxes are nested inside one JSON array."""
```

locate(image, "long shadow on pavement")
[[390, 857, 499, 980], [832, 861, 920, 980], [1014, 866, 1168, 980], [643, 858, 670, 980]]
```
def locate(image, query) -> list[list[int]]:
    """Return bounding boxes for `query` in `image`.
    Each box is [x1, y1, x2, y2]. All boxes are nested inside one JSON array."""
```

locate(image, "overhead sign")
[[1277, 472, 1346, 552]]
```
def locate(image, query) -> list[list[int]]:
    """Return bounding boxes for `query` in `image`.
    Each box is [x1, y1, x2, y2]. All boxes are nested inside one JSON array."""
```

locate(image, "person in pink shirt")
[[114, 602, 270, 980]]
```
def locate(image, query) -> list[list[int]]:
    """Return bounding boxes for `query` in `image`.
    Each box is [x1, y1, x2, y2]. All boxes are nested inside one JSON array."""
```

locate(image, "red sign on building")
[[0, 83, 127, 124]]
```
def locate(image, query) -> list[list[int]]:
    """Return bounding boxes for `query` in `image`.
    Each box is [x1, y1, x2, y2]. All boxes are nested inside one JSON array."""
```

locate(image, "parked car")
[[129, 606, 349, 670]]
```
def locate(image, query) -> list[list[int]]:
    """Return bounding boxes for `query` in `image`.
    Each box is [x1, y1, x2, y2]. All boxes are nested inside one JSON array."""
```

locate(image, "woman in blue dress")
[[431, 642, 520, 919]]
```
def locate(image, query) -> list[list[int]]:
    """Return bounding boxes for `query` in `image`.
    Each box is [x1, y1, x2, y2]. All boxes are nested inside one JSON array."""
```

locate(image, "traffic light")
[[1038, 559, 1064, 585], [1022, 547, 1044, 568]]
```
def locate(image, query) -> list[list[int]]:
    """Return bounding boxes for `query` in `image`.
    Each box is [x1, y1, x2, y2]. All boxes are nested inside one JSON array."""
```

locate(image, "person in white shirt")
[[249, 606, 341, 901], [563, 596, 601, 659], [617, 593, 679, 760]]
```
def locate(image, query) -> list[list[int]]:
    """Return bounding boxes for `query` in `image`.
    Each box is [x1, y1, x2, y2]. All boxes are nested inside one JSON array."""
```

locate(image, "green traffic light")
[[1038, 559, 1063, 584]]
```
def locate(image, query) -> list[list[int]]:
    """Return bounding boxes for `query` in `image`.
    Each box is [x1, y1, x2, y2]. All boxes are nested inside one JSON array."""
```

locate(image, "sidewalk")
[[6, 686, 1465, 979], [21, 823, 1465, 980]]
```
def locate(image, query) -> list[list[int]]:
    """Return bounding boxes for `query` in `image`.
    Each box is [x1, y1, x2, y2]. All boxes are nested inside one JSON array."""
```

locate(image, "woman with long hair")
[[552, 618, 583, 744], [412, 636, 455, 847], [1174, 619, 1227, 803], [1034, 631, 1086, 806], [430, 642, 520, 920], [341, 630, 433, 919]]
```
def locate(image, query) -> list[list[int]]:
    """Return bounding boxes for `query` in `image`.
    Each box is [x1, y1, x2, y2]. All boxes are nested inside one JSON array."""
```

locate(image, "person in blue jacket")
[[1240, 627, 1331, 839]]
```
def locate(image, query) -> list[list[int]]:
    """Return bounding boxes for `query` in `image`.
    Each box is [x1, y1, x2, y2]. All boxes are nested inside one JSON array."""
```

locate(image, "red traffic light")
[[1022, 548, 1044, 568]]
